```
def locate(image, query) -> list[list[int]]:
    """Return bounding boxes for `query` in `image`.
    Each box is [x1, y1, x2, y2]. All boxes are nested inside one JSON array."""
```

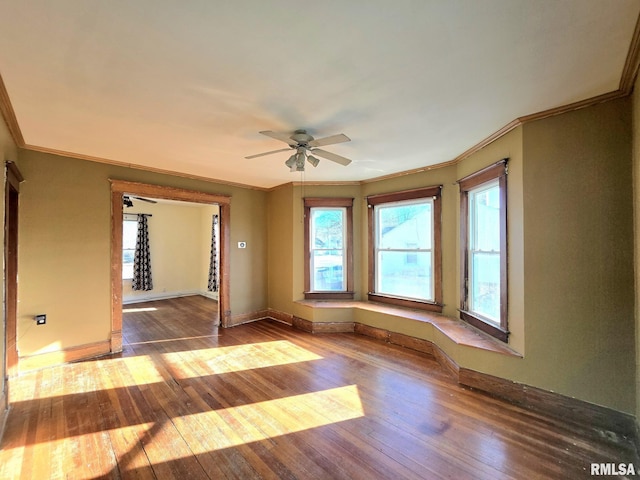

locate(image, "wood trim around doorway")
[[109, 180, 231, 353]]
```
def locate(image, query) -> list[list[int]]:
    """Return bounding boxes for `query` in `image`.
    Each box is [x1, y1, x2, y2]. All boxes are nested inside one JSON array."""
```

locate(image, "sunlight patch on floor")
[[161, 340, 323, 375], [161, 385, 364, 455]]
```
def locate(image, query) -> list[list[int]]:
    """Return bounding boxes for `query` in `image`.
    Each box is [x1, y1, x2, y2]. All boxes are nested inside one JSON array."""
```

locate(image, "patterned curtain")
[[132, 214, 153, 291], [208, 214, 219, 292]]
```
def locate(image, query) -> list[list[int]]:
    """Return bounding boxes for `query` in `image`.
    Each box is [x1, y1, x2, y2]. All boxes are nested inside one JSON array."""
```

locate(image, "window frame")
[[367, 186, 442, 312], [303, 197, 354, 300], [458, 159, 508, 342]]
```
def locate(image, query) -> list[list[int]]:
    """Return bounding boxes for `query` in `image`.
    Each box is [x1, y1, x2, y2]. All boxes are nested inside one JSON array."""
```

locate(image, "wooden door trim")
[[109, 180, 231, 352], [5, 161, 23, 381]]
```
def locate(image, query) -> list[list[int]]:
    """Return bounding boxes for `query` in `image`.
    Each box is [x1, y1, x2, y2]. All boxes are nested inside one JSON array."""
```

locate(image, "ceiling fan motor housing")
[[290, 130, 314, 145]]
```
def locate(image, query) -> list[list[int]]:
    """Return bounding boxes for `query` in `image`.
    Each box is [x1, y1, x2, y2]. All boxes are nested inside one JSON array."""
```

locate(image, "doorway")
[[3, 162, 22, 408], [110, 180, 231, 354]]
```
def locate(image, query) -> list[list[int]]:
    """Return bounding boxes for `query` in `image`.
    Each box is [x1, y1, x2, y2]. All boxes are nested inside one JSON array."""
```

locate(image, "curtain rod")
[[123, 212, 152, 217]]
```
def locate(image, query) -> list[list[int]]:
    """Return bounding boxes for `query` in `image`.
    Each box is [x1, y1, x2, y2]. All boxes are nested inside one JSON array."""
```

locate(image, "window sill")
[[459, 310, 508, 343], [367, 293, 443, 313], [304, 291, 355, 300], [295, 299, 520, 358]]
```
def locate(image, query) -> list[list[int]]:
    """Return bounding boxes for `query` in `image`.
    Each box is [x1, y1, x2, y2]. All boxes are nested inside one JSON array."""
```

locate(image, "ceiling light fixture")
[[307, 155, 320, 168]]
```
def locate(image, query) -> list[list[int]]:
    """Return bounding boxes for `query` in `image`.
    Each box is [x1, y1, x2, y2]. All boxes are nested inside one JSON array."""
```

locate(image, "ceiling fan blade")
[[311, 148, 352, 166], [259, 130, 298, 147], [132, 196, 157, 204], [308, 133, 350, 148], [245, 148, 292, 159]]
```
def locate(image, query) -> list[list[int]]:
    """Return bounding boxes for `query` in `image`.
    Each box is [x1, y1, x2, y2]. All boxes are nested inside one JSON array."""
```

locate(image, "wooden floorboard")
[[0, 295, 637, 479]]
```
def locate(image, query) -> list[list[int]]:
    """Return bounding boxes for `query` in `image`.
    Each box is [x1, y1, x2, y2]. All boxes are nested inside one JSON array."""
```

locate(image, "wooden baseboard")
[[458, 368, 637, 442], [19, 340, 111, 373], [228, 309, 269, 327], [267, 308, 293, 325], [354, 323, 389, 341], [292, 316, 354, 333]]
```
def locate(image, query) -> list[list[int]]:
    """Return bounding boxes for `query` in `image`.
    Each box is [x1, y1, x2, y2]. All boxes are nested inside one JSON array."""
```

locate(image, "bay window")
[[304, 198, 354, 299], [458, 159, 508, 341], [367, 186, 442, 311]]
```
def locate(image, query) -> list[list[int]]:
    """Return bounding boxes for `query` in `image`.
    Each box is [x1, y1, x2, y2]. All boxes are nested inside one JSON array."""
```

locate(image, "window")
[[367, 186, 442, 311], [304, 198, 354, 299], [458, 160, 508, 342], [122, 218, 137, 280]]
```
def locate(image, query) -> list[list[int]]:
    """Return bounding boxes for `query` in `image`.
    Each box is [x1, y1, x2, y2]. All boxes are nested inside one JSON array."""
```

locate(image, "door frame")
[[109, 180, 231, 353], [4, 161, 22, 384]]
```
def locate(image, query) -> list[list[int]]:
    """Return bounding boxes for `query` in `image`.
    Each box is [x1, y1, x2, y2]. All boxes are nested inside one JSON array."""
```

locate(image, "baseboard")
[[267, 308, 293, 325], [293, 316, 354, 333], [19, 340, 112, 373], [294, 318, 637, 446], [458, 367, 637, 443], [228, 309, 269, 327], [123, 290, 204, 304]]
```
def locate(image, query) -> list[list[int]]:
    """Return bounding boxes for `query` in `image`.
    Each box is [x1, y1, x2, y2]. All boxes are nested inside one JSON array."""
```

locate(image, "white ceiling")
[[1, 1, 639, 189]]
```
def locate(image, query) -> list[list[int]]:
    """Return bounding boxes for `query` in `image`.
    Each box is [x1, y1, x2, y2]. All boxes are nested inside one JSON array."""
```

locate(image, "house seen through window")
[[304, 197, 354, 299], [310, 207, 346, 291], [459, 160, 508, 342], [367, 186, 442, 311]]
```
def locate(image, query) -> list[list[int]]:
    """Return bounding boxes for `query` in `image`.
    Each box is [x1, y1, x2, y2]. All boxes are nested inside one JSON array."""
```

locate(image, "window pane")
[[312, 250, 344, 291], [312, 209, 344, 250], [123, 220, 138, 249], [377, 251, 432, 300], [122, 220, 138, 280], [470, 183, 500, 252], [470, 251, 500, 323], [123, 263, 134, 280], [379, 202, 431, 250]]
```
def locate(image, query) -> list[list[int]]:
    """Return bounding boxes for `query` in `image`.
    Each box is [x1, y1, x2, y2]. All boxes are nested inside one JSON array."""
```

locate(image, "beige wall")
[[266, 99, 635, 414], [632, 75, 640, 425], [122, 201, 218, 303], [266, 184, 294, 313], [0, 114, 17, 405], [521, 98, 634, 412], [15, 149, 267, 356], [3, 93, 636, 414]]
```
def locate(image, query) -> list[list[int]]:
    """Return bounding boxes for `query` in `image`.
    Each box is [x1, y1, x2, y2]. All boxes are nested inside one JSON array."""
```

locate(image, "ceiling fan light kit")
[[246, 129, 353, 172]]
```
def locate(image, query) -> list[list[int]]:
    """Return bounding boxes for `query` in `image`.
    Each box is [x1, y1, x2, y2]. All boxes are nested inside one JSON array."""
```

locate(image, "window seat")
[[294, 299, 521, 358]]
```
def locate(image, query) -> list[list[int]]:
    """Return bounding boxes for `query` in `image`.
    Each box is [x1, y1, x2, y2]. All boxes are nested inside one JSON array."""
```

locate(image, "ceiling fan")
[[246, 129, 352, 172], [123, 195, 157, 208]]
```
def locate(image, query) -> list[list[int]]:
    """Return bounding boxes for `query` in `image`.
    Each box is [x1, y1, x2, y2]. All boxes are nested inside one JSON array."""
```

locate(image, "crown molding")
[[620, 11, 640, 94], [0, 72, 24, 147], [23, 144, 269, 191]]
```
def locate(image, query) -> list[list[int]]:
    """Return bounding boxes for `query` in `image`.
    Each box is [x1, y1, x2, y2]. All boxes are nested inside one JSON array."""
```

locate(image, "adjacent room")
[[0, 1, 639, 478]]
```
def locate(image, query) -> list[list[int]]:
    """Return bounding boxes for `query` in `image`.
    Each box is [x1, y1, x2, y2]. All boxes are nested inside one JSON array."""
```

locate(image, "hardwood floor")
[[0, 295, 636, 479]]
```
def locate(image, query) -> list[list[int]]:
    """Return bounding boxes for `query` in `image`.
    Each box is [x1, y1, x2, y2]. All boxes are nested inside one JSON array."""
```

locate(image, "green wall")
[[266, 99, 635, 414], [15, 150, 267, 356], [522, 97, 634, 411], [4, 94, 636, 415]]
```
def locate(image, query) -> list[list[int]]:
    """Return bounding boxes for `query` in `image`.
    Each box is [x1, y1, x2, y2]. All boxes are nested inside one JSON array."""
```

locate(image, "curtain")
[[132, 214, 153, 291], [208, 214, 219, 292]]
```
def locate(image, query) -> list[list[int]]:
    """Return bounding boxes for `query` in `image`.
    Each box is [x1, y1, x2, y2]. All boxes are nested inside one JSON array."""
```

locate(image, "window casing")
[[459, 160, 508, 342], [304, 198, 354, 299], [122, 218, 137, 280], [367, 186, 442, 312]]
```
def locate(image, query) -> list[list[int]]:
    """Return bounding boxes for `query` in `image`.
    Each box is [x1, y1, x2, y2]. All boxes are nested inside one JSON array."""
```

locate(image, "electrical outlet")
[[238, 241, 247, 248], [35, 314, 46, 325]]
